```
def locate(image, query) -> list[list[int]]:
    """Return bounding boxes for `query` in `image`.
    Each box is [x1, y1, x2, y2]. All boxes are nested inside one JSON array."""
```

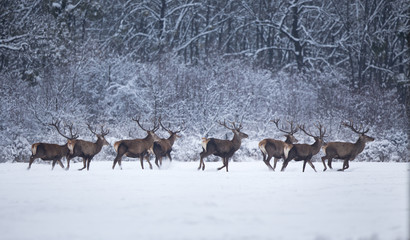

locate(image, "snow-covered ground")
[[0, 161, 408, 240]]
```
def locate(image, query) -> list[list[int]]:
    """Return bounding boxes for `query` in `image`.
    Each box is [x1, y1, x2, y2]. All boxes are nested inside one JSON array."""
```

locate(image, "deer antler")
[[132, 116, 159, 132], [342, 120, 369, 135], [314, 122, 327, 138], [271, 119, 298, 135], [299, 123, 326, 139], [87, 123, 98, 135], [298, 124, 315, 138], [49, 119, 79, 140], [100, 125, 110, 136], [87, 124, 110, 136], [159, 118, 186, 134]]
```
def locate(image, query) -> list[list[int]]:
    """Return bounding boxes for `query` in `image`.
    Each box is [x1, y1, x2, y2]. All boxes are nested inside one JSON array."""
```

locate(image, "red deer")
[[258, 119, 298, 171], [112, 117, 160, 170], [66, 124, 109, 171], [281, 123, 326, 172], [152, 119, 185, 168], [321, 120, 374, 171], [198, 120, 248, 172], [28, 120, 79, 170]]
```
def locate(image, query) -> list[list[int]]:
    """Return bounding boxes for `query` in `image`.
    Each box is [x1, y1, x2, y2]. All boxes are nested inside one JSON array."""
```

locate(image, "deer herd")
[[28, 117, 374, 172]]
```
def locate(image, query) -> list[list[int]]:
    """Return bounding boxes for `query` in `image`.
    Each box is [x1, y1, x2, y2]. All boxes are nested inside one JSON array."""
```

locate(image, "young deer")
[[66, 124, 109, 171], [321, 120, 374, 171], [152, 119, 185, 168], [198, 120, 248, 172], [112, 117, 160, 170], [281, 123, 326, 172], [28, 120, 79, 170], [258, 119, 298, 171]]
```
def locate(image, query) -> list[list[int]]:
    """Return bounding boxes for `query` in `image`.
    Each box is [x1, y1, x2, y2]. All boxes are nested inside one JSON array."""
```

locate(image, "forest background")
[[0, 0, 409, 163]]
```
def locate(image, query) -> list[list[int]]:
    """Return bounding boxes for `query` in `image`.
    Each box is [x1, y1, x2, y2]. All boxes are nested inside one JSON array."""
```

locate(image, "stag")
[[198, 120, 248, 172], [112, 117, 160, 170], [28, 120, 79, 170], [152, 119, 185, 168], [66, 124, 109, 171], [258, 119, 298, 171], [281, 123, 326, 172], [321, 120, 374, 171]]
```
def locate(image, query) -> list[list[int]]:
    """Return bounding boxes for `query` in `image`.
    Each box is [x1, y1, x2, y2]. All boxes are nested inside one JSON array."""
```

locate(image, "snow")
[[0, 161, 408, 240]]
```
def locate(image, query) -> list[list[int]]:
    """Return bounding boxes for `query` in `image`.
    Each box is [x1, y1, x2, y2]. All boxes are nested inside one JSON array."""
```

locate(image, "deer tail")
[[201, 137, 210, 152], [258, 140, 268, 156], [283, 143, 293, 160], [113, 141, 121, 153], [31, 143, 39, 156], [67, 140, 76, 155]]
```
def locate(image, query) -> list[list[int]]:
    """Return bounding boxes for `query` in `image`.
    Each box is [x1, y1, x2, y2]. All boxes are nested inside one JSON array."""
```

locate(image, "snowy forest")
[[0, 0, 409, 163]]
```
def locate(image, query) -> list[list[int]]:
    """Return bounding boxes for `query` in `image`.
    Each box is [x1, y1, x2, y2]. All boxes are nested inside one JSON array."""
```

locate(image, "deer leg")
[[345, 161, 350, 170], [52, 160, 57, 170], [79, 157, 87, 171], [217, 157, 226, 171], [199, 151, 211, 171], [112, 154, 123, 170], [307, 160, 317, 172], [327, 159, 333, 169], [302, 160, 307, 172], [281, 159, 289, 172], [87, 157, 93, 171], [272, 157, 280, 171], [28, 156, 36, 170], [321, 156, 328, 171], [57, 159, 65, 169], [338, 160, 348, 171], [155, 155, 161, 168], [65, 156, 71, 170], [225, 158, 229, 172], [167, 153, 172, 162], [342, 160, 349, 170], [262, 154, 274, 171], [139, 155, 144, 169], [145, 154, 153, 169]]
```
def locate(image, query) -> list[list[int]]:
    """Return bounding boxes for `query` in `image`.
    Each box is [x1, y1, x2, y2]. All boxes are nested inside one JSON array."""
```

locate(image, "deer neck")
[[144, 134, 155, 143], [284, 136, 293, 144], [168, 134, 177, 146], [311, 138, 323, 155], [94, 138, 105, 152], [354, 137, 367, 154], [231, 133, 242, 150]]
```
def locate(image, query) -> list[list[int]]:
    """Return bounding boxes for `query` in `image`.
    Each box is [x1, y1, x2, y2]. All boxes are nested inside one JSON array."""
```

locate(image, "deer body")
[[321, 121, 374, 171], [259, 139, 294, 170], [259, 119, 298, 171], [112, 117, 160, 170], [28, 119, 79, 170], [198, 121, 248, 172], [153, 120, 184, 168], [66, 125, 109, 171], [28, 143, 69, 170], [281, 124, 326, 172], [153, 134, 177, 168], [113, 133, 159, 169]]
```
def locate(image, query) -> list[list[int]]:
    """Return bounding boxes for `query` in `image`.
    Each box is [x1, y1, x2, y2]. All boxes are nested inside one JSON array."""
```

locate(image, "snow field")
[[0, 161, 408, 240]]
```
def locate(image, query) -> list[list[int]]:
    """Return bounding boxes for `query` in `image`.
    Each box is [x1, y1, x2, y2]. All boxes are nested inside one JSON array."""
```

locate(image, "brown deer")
[[112, 117, 160, 170], [152, 119, 185, 168], [258, 119, 298, 171], [321, 120, 374, 171], [66, 124, 109, 171], [281, 123, 326, 172], [28, 120, 79, 170], [198, 120, 248, 172]]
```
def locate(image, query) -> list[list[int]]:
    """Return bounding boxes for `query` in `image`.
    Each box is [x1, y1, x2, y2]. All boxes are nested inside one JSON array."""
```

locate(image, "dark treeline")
[[0, 0, 409, 163]]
